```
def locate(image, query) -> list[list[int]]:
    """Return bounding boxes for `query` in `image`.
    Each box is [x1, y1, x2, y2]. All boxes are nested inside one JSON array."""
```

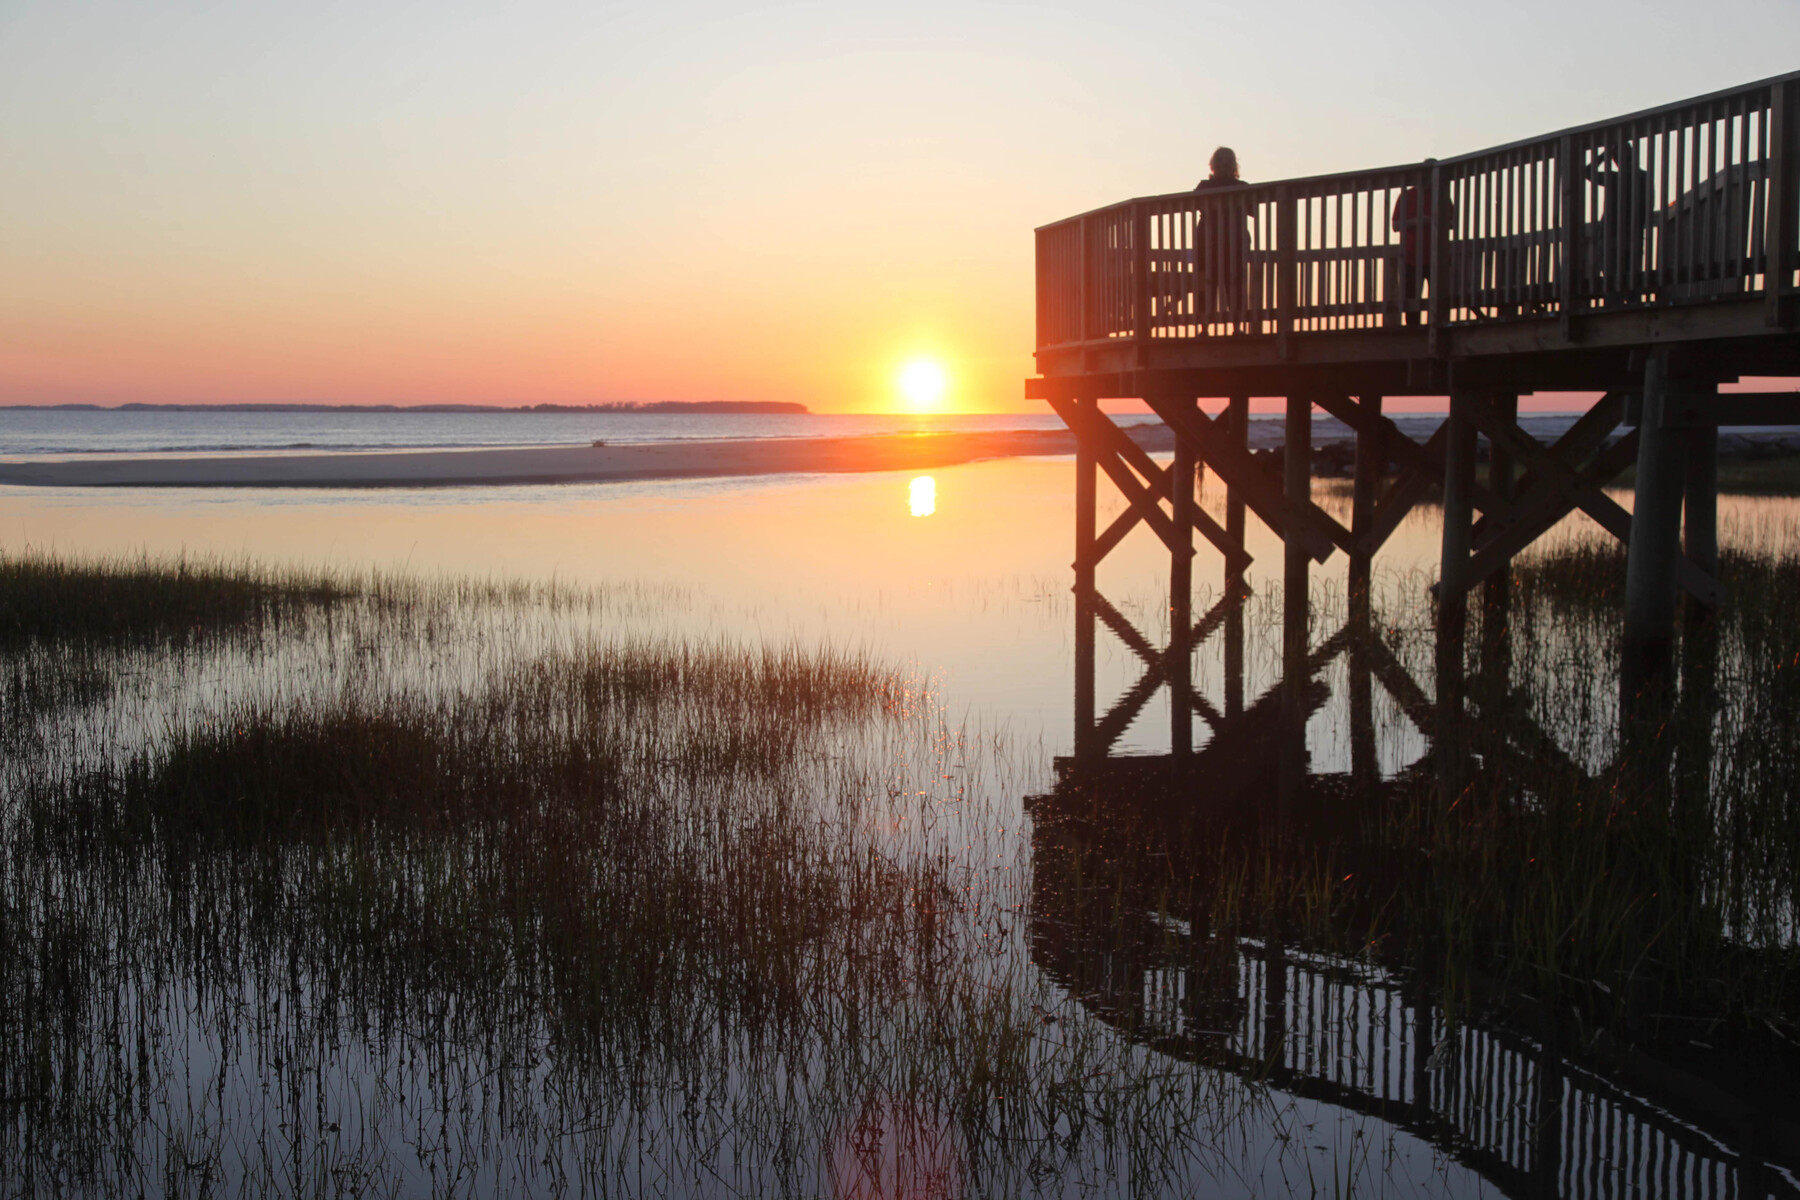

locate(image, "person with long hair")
[[1196, 146, 1244, 190], [1193, 147, 1251, 328]]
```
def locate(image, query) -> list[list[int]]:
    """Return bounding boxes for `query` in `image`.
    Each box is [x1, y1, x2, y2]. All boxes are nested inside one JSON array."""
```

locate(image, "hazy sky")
[[3, 1, 1796, 412]]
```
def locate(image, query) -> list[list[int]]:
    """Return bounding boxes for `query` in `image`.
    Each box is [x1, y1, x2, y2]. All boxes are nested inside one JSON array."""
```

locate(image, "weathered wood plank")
[[1559, 133, 1581, 343]]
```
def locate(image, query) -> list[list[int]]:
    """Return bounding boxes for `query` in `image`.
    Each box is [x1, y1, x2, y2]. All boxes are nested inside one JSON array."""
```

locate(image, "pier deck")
[[1029, 71, 1800, 759]]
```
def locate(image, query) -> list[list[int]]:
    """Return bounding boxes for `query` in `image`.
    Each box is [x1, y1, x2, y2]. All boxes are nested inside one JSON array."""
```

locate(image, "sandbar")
[[0, 429, 1134, 489]]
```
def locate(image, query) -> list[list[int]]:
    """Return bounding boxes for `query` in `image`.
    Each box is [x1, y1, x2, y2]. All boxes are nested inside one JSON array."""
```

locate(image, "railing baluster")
[[1276, 184, 1295, 355], [1561, 133, 1581, 336], [1031, 74, 1795, 360], [1769, 80, 1794, 325]]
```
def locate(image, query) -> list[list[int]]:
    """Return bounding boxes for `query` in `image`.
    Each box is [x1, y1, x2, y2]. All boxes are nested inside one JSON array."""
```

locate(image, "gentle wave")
[[0, 410, 1131, 459]]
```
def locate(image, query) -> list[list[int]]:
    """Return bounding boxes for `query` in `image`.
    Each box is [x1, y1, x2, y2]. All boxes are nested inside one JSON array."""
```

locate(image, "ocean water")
[[0, 408, 1164, 458], [9, 405, 1795, 464]]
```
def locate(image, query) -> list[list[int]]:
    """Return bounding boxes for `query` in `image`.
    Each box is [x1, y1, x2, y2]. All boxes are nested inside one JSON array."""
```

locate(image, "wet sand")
[[0, 428, 1102, 489]]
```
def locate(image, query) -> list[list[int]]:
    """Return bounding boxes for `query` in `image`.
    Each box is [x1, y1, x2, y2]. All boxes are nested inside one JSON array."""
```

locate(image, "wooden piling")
[[1683, 418, 1719, 592], [1170, 399, 1195, 763], [1075, 397, 1097, 760], [1624, 355, 1686, 693], [1349, 394, 1383, 614], [1482, 392, 1519, 683], [1436, 386, 1477, 793], [1280, 394, 1311, 815], [1225, 394, 1248, 721], [1438, 388, 1477, 626]]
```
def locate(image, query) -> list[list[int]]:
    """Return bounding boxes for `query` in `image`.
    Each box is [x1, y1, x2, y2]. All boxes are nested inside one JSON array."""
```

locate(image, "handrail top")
[[1035, 68, 1800, 234]]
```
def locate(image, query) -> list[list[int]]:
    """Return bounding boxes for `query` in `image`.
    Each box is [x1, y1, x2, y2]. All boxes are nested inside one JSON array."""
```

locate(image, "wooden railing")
[[1035, 72, 1800, 359]]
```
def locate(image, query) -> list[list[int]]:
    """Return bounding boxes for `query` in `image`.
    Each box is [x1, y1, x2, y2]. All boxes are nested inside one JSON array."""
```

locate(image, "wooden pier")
[[1030, 72, 1800, 761]]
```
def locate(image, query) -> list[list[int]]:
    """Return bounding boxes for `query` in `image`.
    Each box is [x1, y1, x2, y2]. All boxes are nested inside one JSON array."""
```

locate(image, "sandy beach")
[[0, 427, 1117, 488]]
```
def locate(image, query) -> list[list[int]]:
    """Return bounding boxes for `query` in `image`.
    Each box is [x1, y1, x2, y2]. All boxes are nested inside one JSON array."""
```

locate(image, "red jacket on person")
[[1392, 186, 1455, 267]]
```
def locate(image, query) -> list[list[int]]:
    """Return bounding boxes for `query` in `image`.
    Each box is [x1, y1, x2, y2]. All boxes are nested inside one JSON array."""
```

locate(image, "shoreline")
[[7, 419, 1800, 493], [0, 429, 1099, 489]]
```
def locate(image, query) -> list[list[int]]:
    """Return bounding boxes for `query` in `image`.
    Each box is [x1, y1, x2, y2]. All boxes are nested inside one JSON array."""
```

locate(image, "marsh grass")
[[1, 556, 1267, 1198], [0, 551, 352, 649], [11, 524, 1800, 1195]]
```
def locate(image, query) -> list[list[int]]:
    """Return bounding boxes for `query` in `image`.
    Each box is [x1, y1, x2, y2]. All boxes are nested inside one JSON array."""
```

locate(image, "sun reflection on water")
[[908, 475, 936, 517]]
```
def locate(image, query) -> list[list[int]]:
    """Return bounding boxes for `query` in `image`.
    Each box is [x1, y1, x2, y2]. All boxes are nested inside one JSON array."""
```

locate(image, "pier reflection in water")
[[1041, 539, 1800, 1198]]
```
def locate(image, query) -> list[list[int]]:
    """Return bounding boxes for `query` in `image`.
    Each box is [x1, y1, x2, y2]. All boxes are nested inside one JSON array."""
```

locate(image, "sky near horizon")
[[3, 2, 1796, 414]]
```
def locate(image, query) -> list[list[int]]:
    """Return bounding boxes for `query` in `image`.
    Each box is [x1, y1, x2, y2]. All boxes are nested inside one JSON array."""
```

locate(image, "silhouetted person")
[[1195, 146, 1245, 191], [1194, 147, 1252, 326], [1390, 161, 1456, 326], [1584, 140, 1653, 299]]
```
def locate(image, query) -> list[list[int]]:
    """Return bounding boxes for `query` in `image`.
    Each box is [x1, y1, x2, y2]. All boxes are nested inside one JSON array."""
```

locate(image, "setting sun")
[[897, 360, 948, 412]]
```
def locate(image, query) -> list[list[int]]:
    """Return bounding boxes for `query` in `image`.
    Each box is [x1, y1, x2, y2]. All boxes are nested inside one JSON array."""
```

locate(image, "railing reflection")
[[1044, 570, 1797, 1197]]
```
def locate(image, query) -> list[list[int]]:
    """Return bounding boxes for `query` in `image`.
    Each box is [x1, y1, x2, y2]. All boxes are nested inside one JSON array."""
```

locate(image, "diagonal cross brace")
[[1313, 394, 1511, 521], [1093, 591, 1162, 669], [1094, 416, 1250, 571], [1310, 395, 1520, 560], [1469, 391, 1626, 545], [1462, 428, 1639, 590], [1136, 393, 1345, 563], [1085, 586, 1250, 753], [1354, 423, 1449, 560], [1051, 396, 1251, 571], [1459, 397, 1725, 607], [1049, 396, 1184, 558]]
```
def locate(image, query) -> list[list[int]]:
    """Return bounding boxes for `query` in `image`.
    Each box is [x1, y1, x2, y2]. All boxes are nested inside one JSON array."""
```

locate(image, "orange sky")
[[2, 2, 1796, 414]]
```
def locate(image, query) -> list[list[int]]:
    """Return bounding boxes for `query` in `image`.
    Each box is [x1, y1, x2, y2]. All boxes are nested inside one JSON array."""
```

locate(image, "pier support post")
[[1623, 354, 1686, 698], [1438, 387, 1478, 622], [1482, 392, 1518, 686], [1170, 399, 1196, 765], [1678, 402, 1721, 827], [1280, 394, 1311, 816], [1436, 386, 1478, 794], [1349, 394, 1383, 617], [1349, 394, 1380, 787], [1225, 394, 1249, 721], [1683, 414, 1719, 620], [1075, 397, 1098, 762], [1349, 615, 1377, 789]]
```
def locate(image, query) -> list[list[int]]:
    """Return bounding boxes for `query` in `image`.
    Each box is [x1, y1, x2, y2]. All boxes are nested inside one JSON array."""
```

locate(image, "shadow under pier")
[[1033, 614, 1800, 1195]]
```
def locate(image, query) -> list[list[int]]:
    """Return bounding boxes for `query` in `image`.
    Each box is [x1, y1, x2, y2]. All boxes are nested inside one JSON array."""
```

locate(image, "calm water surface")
[[3, 460, 1797, 1197]]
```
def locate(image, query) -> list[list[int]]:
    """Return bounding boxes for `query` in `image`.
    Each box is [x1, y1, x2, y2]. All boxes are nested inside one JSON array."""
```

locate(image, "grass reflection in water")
[[6, 526, 1800, 1196], [2, 555, 1245, 1198]]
